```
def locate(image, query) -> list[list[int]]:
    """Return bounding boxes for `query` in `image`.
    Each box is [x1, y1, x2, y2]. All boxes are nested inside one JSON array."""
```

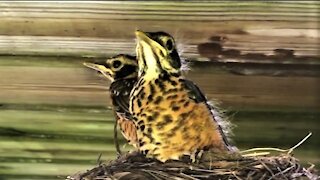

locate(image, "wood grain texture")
[[0, 1, 318, 62], [0, 65, 318, 110]]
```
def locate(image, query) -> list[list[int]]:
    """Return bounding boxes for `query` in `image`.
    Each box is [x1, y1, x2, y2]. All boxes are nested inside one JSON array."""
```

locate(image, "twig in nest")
[[287, 132, 312, 154], [113, 113, 122, 155], [240, 132, 313, 157], [258, 159, 275, 177], [96, 153, 103, 166]]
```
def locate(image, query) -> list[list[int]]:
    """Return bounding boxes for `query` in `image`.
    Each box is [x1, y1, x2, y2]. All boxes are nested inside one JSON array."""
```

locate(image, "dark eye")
[[112, 60, 122, 68], [166, 39, 174, 51]]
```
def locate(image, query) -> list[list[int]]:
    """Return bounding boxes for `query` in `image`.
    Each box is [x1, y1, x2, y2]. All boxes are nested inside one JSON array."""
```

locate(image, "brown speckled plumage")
[[84, 55, 139, 150], [130, 31, 235, 162]]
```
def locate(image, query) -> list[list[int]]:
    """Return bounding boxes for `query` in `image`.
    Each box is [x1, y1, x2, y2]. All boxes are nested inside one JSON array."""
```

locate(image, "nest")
[[67, 149, 318, 180], [67, 133, 318, 180]]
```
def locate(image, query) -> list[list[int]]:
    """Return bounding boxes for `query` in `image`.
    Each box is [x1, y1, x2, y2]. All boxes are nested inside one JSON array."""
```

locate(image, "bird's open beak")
[[135, 30, 167, 57], [135, 30, 152, 44], [83, 62, 106, 72], [83, 61, 114, 79]]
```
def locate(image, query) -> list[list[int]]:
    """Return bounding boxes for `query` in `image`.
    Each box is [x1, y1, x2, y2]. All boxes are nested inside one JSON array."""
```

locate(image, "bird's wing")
[[182, 79, 207, 103], [110, 79, 136, 116], [116, 112, 138, 147], [182, 79, 234, 150]]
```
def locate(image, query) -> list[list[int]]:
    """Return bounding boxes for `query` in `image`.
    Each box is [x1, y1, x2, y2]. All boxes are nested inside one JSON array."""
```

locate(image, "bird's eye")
[[112, 60, 122, 68], [166, 39, 174, 51]]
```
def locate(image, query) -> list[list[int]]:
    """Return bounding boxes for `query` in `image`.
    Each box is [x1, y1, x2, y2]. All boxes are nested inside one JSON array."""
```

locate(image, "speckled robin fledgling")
[[130, 31, 235, 162], [84, 55, 138, 152]]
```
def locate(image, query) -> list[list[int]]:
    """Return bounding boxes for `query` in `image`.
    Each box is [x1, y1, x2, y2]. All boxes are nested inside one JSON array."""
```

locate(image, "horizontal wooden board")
[[0, 1, 319, 63], [0, 64, 318, 110]]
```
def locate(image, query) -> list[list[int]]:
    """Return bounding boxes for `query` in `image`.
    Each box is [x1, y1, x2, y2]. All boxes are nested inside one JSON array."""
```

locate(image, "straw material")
[[67, 150, 318, 180]]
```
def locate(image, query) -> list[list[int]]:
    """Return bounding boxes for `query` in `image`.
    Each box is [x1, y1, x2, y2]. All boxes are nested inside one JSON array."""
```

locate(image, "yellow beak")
[[135, 30, 167, 57], [135, 30, 152, 44], [83, 62, 114, 81], [83, 62, 106, 72]]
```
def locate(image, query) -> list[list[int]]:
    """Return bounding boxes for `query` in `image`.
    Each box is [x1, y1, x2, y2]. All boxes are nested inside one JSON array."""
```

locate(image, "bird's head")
[[135, 30, 181, 78], [83, 54, 138, 82]]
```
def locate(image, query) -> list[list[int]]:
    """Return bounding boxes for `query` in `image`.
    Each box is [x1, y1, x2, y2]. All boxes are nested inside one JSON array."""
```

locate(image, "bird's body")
[[109, 78, 138, 148], [130, 31, 234, 162], [131, 73, 229, 161], [84, 55, 138, 149]]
